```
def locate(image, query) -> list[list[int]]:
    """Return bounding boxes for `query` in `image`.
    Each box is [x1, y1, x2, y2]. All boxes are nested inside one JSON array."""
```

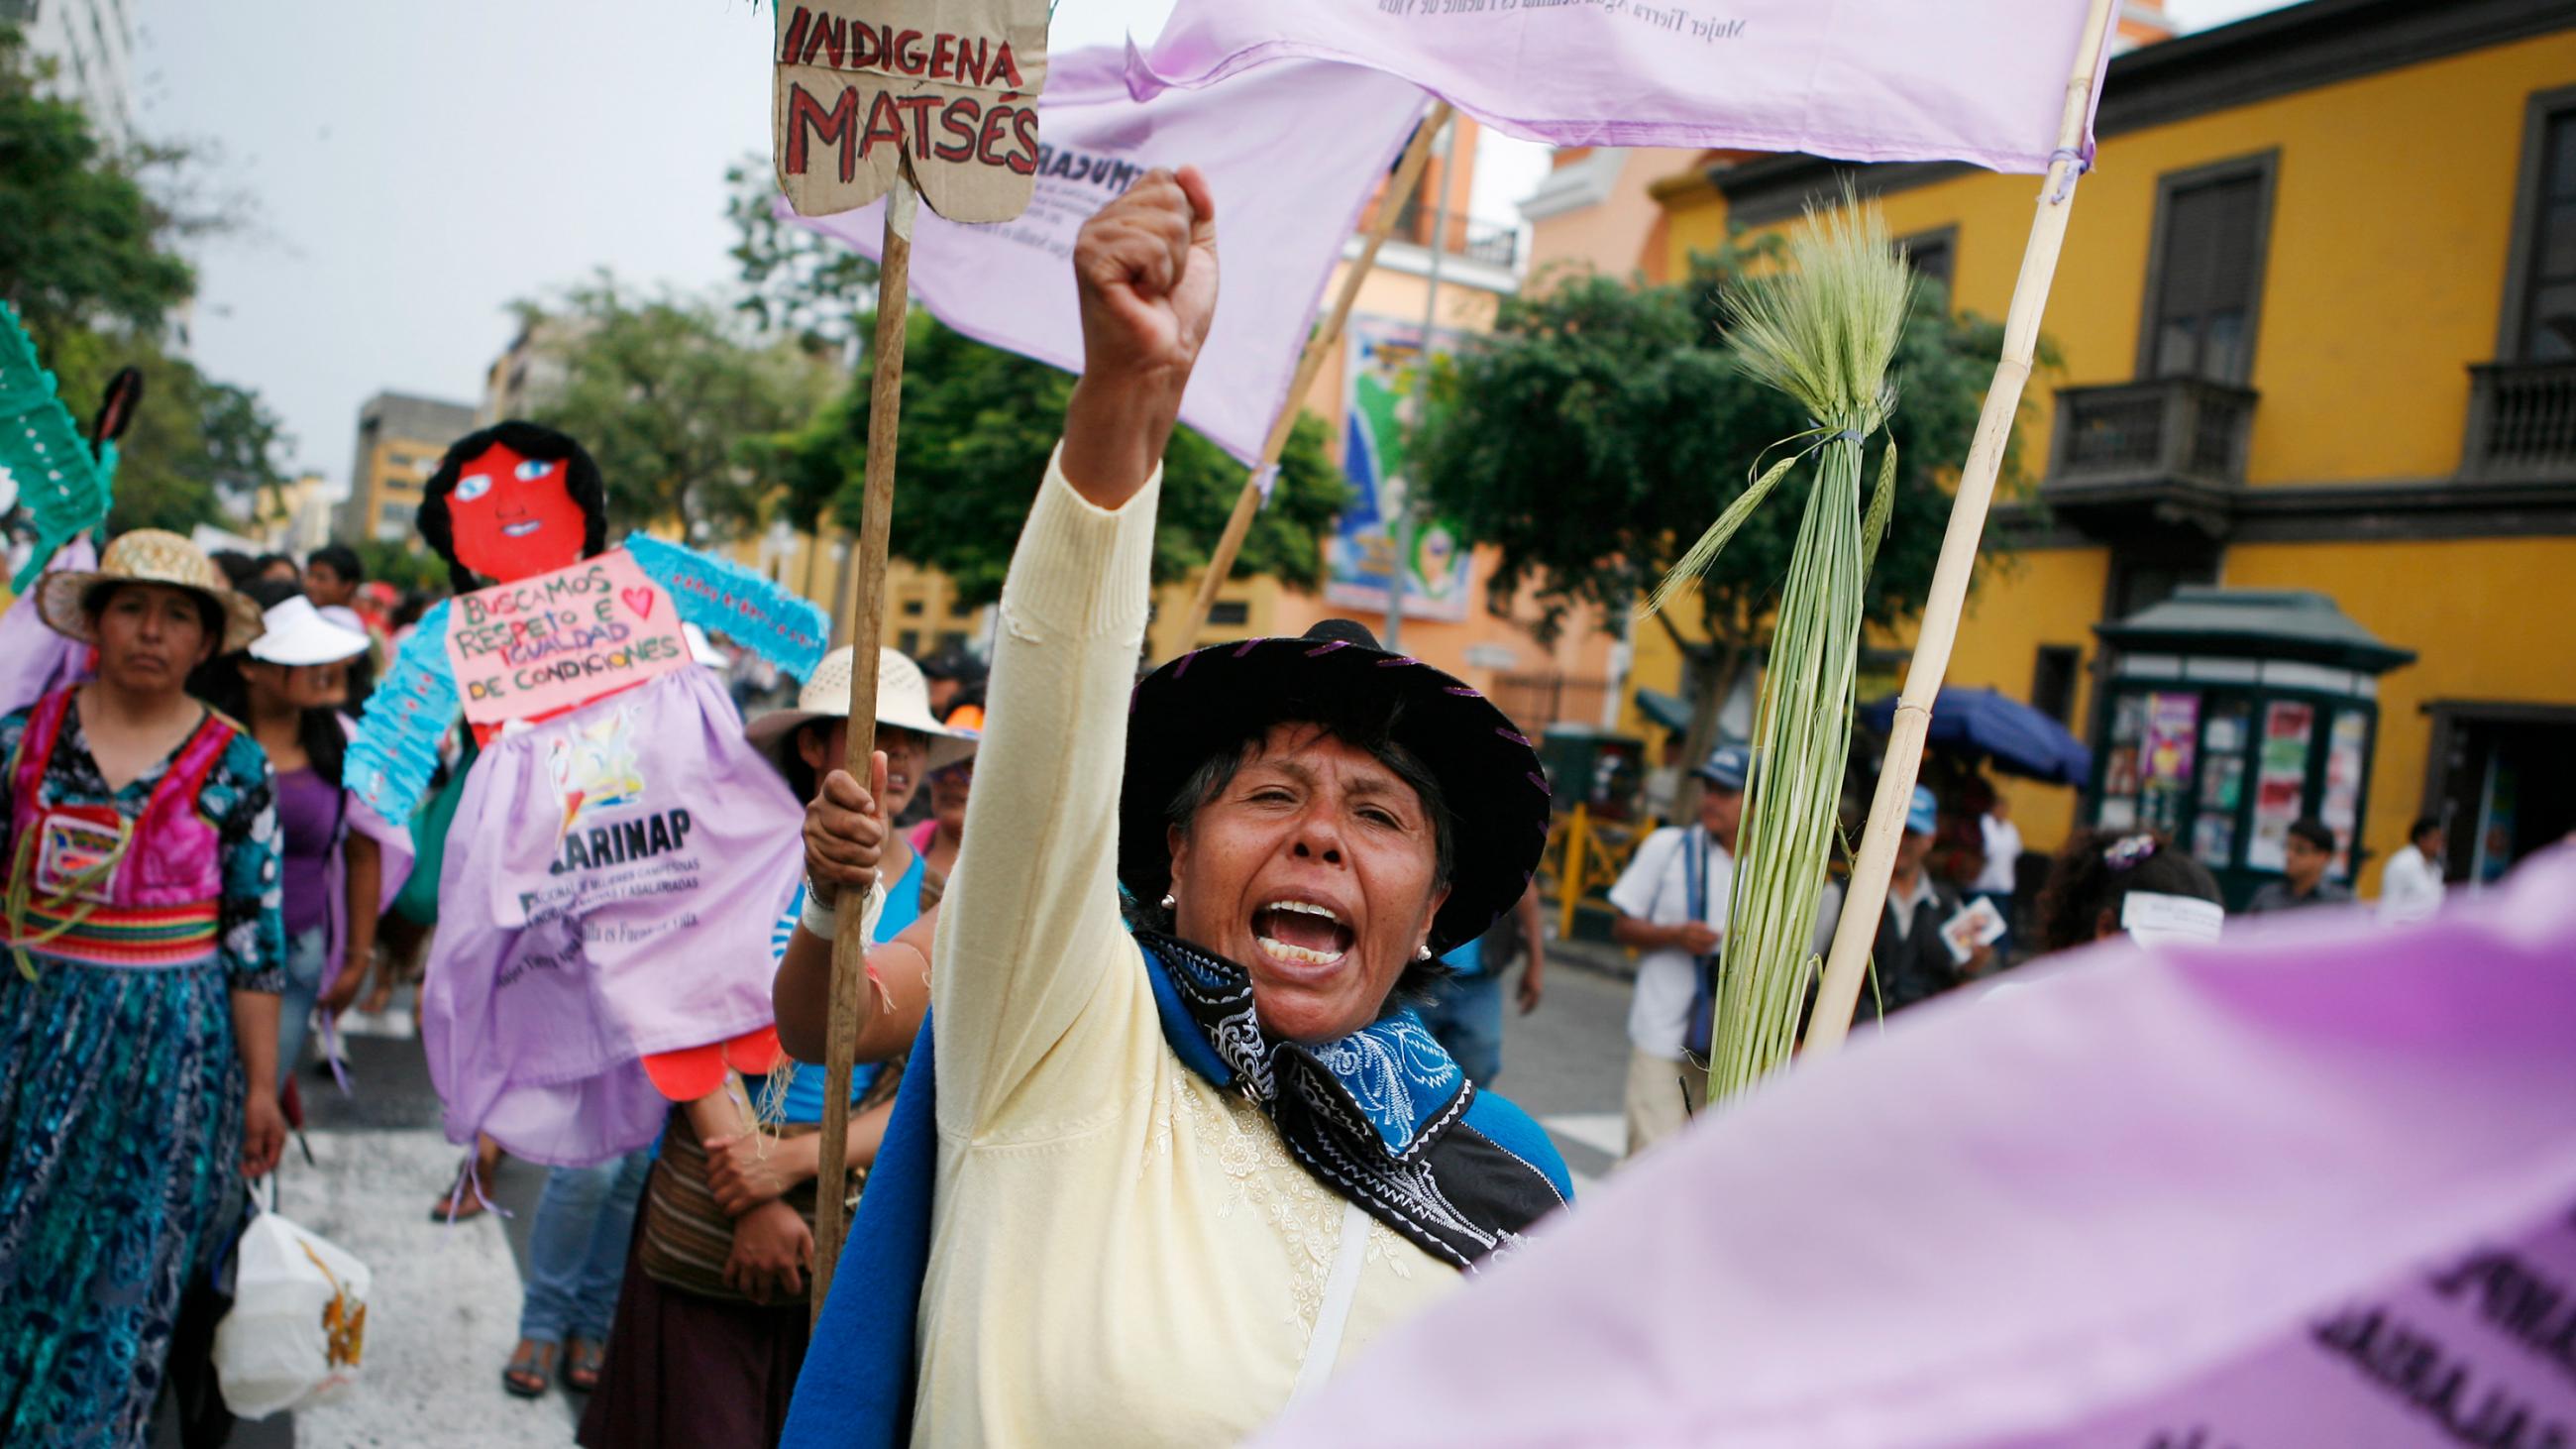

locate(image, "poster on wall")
[[2097, 694, 2144, 832], [2194, 758, 2243, 870], [2248, 700, 2315, 872], [2192, 700, 2250, 869], [2139, 692, 2200, 835], [2475, 755, 2522, 884], [1324, 314, 1473, 624], [2320, 710, 2368, 878]]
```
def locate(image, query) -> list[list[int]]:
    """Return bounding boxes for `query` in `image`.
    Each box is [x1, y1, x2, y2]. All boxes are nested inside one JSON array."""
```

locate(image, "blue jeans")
[[518, 1150, 651, 1344], [274, 925, 327, 1090], [1418, 970, 1506, 1085]]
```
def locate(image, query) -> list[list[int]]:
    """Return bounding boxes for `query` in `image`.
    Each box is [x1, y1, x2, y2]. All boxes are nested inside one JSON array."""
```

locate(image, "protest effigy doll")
[[349, 421, 828, 1169]]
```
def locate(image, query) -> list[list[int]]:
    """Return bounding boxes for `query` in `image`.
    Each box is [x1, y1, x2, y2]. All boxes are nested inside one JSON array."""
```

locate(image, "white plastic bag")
[[211, 1187, 371, 1419]]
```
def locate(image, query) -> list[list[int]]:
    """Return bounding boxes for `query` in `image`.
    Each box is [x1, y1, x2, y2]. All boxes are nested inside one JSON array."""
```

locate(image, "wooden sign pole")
[[1802, 0, 2115, 1059], [1173, 101, 1454, 653], [812, 179, 917, 1322]]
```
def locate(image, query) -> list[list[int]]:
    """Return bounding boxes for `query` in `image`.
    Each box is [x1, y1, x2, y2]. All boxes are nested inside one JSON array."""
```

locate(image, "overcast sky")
[[137, 0, 2288, 497]]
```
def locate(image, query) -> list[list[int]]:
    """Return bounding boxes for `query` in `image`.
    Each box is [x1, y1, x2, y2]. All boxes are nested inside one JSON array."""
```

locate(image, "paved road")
[[1480, 948, 1637, 1188], [158, 947, 1642, 1445], [154, 1009, 578, 1449]]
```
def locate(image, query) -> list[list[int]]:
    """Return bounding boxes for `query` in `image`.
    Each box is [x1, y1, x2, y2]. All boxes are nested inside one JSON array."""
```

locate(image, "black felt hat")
[[1120, 619, 1552, 955]]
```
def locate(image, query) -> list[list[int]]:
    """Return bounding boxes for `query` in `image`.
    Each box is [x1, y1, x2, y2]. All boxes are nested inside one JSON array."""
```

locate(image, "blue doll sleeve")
[[344, 601, 462, 826], [622, 533, 830, 681]]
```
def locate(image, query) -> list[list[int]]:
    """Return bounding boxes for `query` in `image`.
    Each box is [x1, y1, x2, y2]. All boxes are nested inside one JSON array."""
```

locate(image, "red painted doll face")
[[445, 442, 588, 583]]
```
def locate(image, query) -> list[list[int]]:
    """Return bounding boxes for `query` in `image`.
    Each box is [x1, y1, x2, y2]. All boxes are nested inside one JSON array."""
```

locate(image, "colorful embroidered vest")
[[6, 686, 234, 970]]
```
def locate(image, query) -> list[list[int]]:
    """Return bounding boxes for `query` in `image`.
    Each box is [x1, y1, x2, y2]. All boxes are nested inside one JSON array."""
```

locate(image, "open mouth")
[[501, 519, 543, 538], [1253, 899, 1355, 966]]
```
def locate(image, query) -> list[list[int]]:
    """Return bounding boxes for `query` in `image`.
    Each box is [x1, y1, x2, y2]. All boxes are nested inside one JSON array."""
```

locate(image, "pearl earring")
[[1416, 945, 1432, 961], [1159, 893, 1176, 911]]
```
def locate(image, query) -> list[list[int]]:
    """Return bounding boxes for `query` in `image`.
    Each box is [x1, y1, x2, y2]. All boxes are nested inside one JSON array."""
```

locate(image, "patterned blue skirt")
[[0, 955, 248, 1449]]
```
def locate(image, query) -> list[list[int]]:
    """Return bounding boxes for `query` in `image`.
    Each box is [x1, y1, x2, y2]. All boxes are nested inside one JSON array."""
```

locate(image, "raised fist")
[[1060, 167, 1218, 501], [1074, 166, 1219, 387]]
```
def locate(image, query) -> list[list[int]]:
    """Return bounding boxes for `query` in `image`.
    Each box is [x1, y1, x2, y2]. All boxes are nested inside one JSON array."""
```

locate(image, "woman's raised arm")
[[929, 169, 1221, 1138]]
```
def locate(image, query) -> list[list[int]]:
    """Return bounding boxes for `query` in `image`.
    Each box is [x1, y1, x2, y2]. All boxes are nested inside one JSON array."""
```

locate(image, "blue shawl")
[[780, 932, 1573, 1449]]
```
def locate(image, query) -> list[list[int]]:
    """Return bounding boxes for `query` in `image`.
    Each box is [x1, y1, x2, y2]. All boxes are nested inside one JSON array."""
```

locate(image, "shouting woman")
[[785, 169, 1568, 1449]]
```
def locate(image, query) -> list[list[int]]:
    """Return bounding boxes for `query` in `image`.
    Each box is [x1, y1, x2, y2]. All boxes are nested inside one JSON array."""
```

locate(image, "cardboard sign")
[[772, 0, 1051, 223], [444, 551, 690, 729]]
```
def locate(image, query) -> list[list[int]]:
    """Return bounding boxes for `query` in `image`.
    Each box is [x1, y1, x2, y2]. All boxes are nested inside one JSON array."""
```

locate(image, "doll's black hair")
[[416, 420, 608, 593]]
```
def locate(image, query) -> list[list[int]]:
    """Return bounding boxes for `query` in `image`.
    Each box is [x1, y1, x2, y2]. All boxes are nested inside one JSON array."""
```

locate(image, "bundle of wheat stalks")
[[1648, 193, 1912, 1102]]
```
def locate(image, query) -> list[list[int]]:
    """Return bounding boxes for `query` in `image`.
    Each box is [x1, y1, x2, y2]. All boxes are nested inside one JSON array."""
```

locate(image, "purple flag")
[[1131, 0, 2118, 174], [1259, 847, 2576, 1447], [783, 48, 1429, 466]]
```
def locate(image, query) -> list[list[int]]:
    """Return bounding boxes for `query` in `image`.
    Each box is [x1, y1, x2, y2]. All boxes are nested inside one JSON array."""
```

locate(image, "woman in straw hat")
[[192, 584, 415, 1088], [0, 529, 287, 1447], [578, 645, 971, 1449], [781, 170, 1568, 1449]]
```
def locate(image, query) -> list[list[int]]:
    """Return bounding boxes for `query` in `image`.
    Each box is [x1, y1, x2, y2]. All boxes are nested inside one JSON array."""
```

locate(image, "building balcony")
[[2040, 377, 2258, 537], [1389, 199, 1523, 271], [2459, 361, 2576, 484]]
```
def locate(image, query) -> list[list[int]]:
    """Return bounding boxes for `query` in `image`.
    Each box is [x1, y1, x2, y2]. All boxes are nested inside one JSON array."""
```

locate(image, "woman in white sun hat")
[[576, 646, 972, 1447], [194, 584, 416, 1088], [1, 528, 286, 1446]]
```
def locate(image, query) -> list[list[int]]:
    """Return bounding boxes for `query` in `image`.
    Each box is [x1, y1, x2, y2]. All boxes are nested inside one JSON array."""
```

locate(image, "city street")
[[173, 953, 1640, 1448], [23, 0, 2571, 1439]]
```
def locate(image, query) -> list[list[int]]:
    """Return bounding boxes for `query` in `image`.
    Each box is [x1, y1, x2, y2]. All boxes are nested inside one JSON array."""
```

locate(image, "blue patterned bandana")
[[1134, 928, 1571, 1270]]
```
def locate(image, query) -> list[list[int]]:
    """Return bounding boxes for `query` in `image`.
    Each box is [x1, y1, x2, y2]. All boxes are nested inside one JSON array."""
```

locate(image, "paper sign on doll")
[[443, 550, 691, 729], [772, 0, 1052, 223]]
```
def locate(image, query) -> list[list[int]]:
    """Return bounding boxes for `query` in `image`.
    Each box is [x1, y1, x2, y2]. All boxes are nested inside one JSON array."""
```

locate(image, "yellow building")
[[1634, 0, 2576, 894], [336, 391, 478, 544]]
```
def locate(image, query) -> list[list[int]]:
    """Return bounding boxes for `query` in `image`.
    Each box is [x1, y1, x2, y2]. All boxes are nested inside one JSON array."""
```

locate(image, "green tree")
[[1416, 239, 2044, 763], [726, 157, 879, 355], [2, 24, 287, 539], [515, 275, 842, 536], [779, 310, 1348, 611], [0, 27, 192, 341]]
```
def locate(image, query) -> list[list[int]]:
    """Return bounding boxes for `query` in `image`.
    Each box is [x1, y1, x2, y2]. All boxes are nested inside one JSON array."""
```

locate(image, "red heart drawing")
[[620, 587, 655, 619]]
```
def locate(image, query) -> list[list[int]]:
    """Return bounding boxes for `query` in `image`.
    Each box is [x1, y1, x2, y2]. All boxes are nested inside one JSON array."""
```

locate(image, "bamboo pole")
[[1802, 0, 2114, 1059], [1173, 101, 1453, 652], [812, 179, 916, 1323]]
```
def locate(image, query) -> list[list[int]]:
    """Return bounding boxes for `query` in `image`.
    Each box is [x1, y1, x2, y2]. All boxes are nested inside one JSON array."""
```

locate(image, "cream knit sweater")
[[914, 451, 1456, 1446]]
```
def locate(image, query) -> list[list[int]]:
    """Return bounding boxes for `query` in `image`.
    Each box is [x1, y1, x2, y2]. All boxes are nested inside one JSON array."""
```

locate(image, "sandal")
[[563, 1337, 606, 1393], [502, 1339, 556, 1399], [430, 1165, 487, 1223]]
